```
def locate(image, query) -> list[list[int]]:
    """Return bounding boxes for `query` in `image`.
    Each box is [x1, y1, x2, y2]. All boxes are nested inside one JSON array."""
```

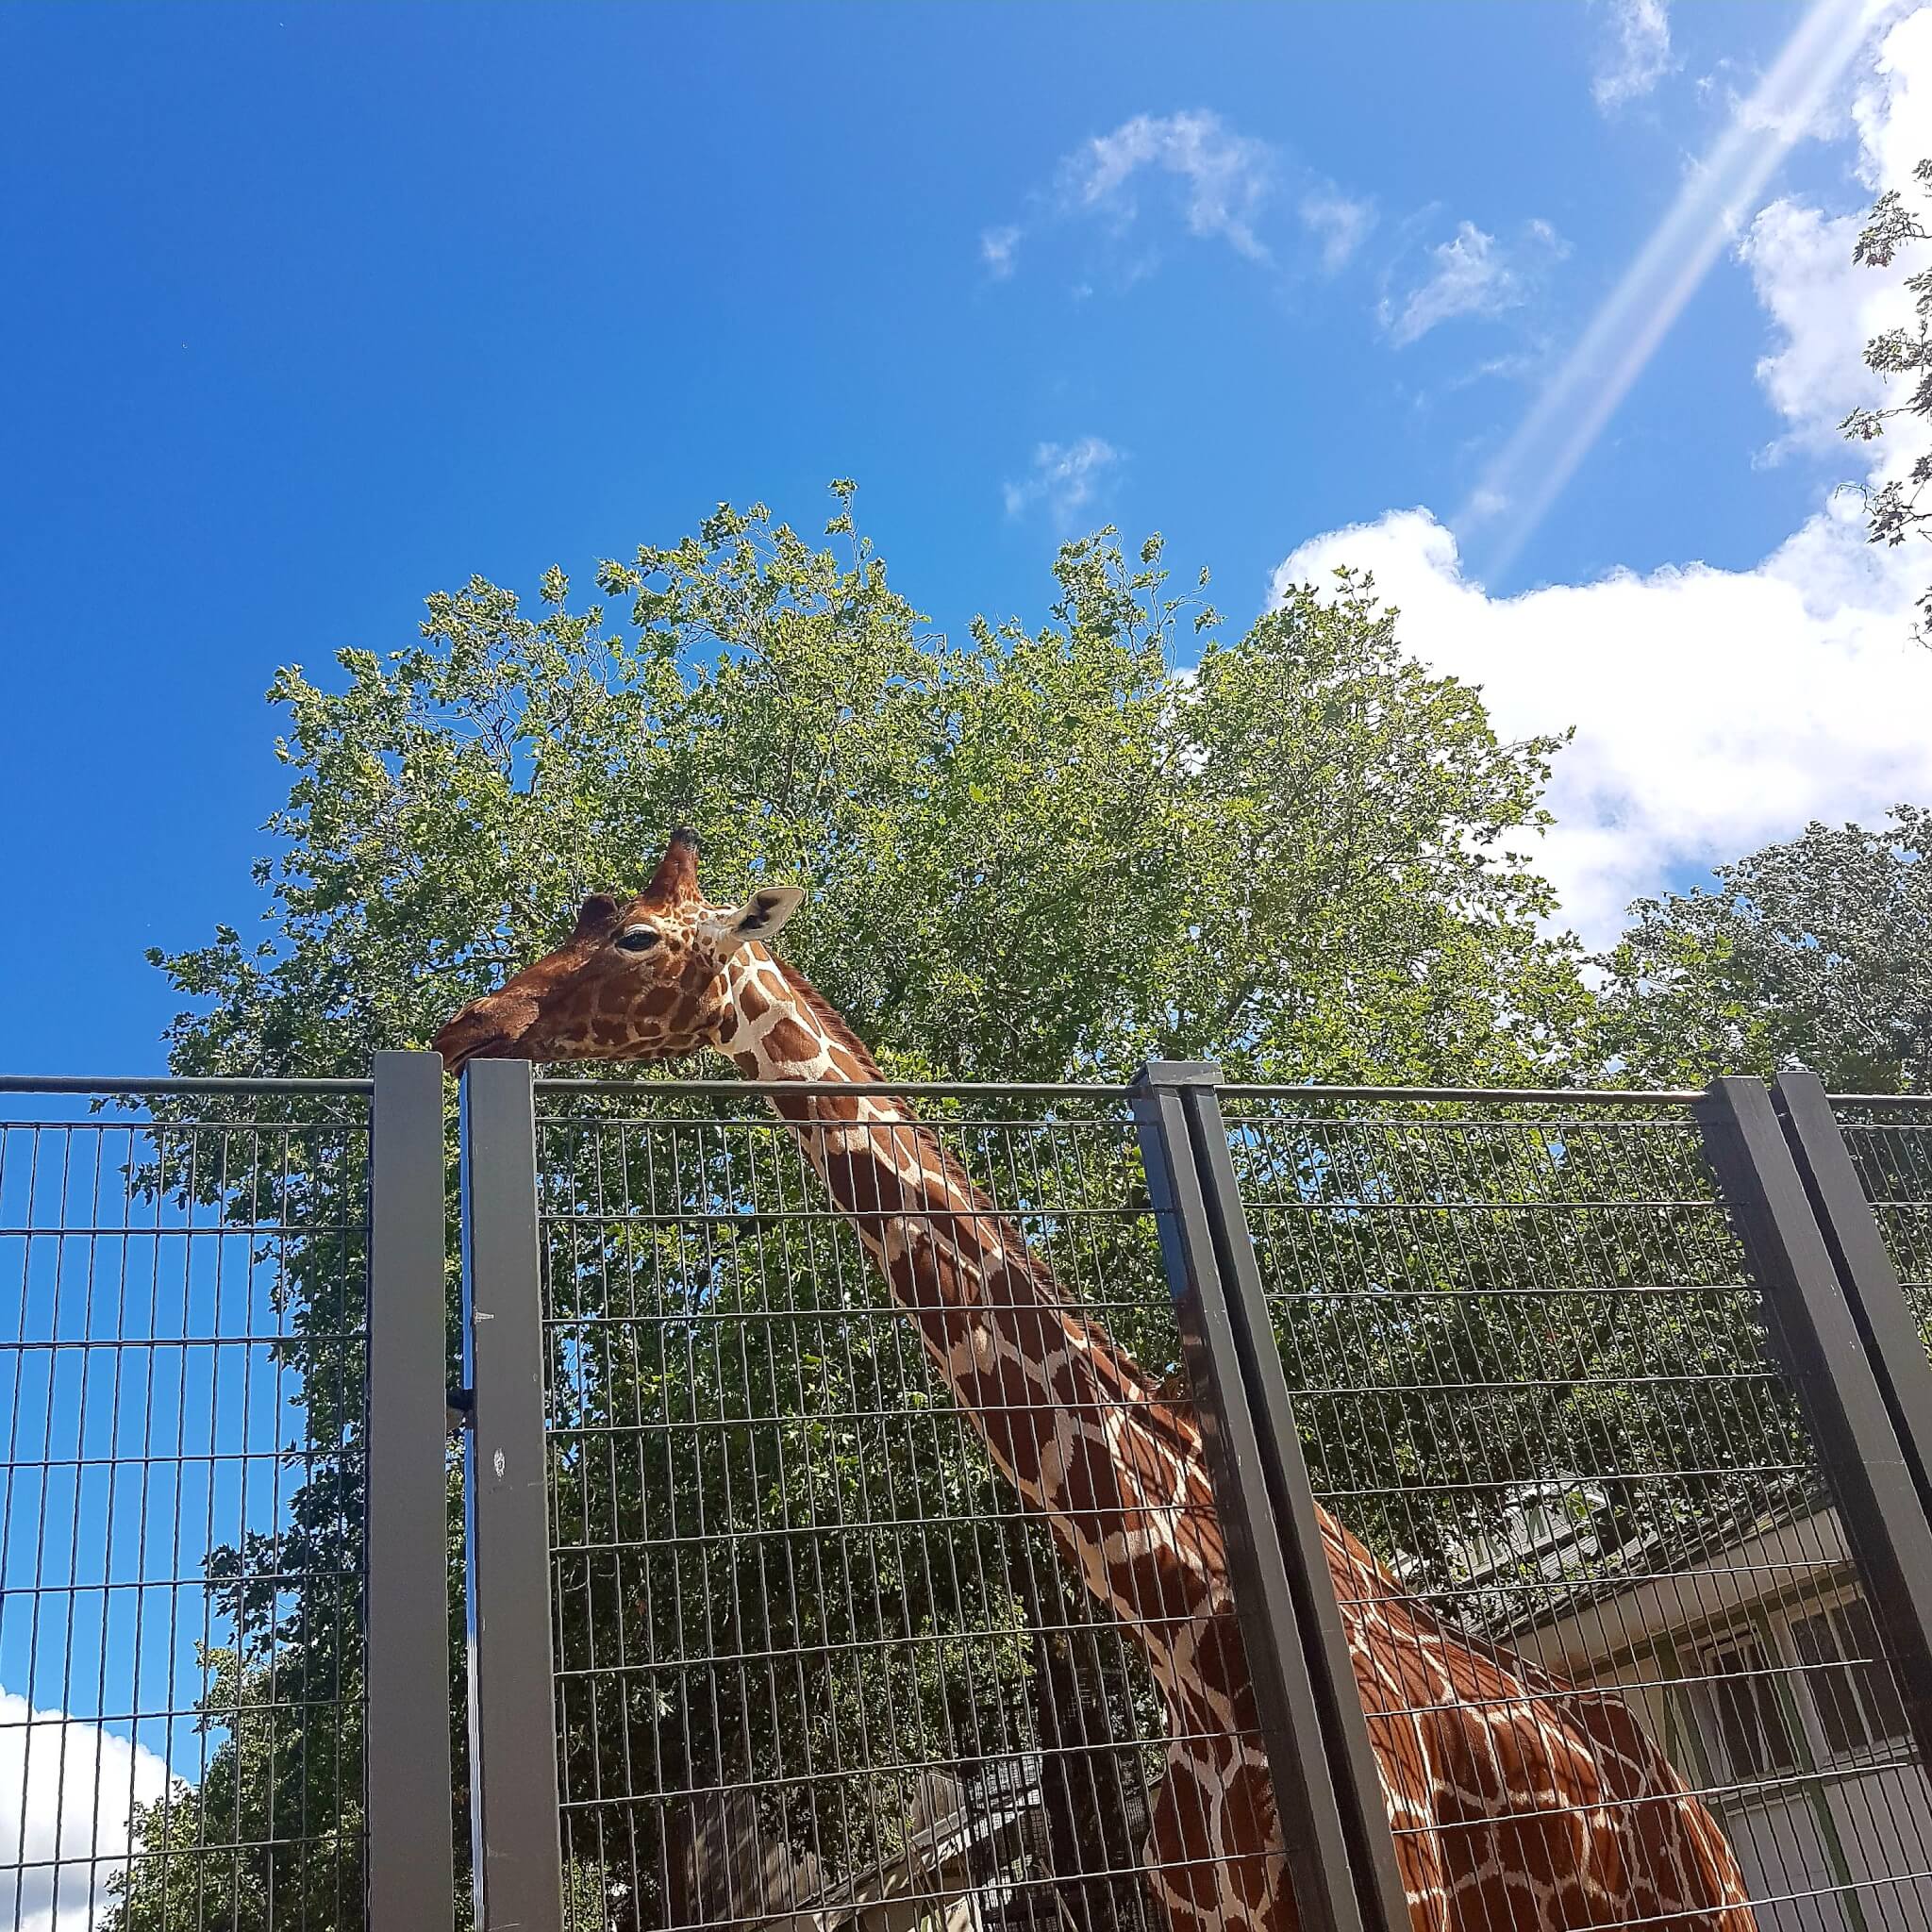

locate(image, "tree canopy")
[[151, 488, 1590, 1090], [120, 489, 1932, 1930], [1591, 806, 1932, 1094], [110, 490, 1607, 1931], [1842, 156, 1932, 643]]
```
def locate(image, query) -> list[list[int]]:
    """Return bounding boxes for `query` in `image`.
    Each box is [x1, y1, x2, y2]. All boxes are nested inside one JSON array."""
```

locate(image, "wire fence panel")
[[1834, 1100, 1932, 1355], [0, 1084, 373, 1932], [25, 1059, 1932, 1932], [528, 1084, 1266, 1932], [1221, 1094, 1932, 1932]]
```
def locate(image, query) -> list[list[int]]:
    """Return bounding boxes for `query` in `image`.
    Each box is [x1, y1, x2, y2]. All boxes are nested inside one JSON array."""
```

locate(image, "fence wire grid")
[[529, 1084, 1252, 1932], [1223, 1092, 1932, 1932], [0, 1082, 372, 1931], [14, 1064, 1932, 1932], [1835, 1097, 1932, 1371]]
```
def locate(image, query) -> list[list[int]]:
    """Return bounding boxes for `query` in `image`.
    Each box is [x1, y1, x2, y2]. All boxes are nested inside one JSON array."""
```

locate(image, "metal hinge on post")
[[1131, 1060, 1411, 1932]]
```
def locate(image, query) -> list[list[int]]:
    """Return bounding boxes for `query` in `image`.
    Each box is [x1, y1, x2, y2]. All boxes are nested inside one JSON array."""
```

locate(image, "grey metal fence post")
[[460, 1058, 565, 1932], [1132, 1062, 1409, 1932], [1697, 1074, 1932, 1773], [367, 1051, 458, 1931], [1774, 1071, 1932, 1522]]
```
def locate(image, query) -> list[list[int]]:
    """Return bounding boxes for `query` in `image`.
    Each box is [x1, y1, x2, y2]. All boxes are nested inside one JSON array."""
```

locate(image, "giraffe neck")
[[712, 945, 1226, 1667], [703, 952, 1752, 1932]]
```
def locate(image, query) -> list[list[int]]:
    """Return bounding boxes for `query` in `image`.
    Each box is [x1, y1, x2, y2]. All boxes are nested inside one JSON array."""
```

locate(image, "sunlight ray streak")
[[1466, 0, 1896, 583]]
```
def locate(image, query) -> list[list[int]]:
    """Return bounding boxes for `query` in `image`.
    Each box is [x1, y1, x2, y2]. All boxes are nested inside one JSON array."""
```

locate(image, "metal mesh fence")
[[528, 1081, 1257, 1932], [1222, 1091, 1932, 1932], [0, 1080, 372, 1931], [22, 1064, 1922, 1932], [1834, 1098, 1932, 1357]]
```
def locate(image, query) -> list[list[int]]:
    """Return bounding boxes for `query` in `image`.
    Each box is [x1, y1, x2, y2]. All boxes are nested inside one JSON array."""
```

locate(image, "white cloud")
[[1445, 349, 1550, 393], [979, 225, 1021, 279], [1462, 0, 1895, 583], [1274, 503, 1930, 945], [1739, 196, 1880, 452], [1003, 437, 1124, 529], [1381, 220, 1568, 347], [1299, 188, 1375, 273], [0, 1693, 174, 1930], [1273, 8, 1932, 948], [1740, 7, 1932, 453], [982, 109, 1384, 288], [1594, 0, 1674, 113], [1854, 2, 1932, 181], [1058, 109, 1274, 262]]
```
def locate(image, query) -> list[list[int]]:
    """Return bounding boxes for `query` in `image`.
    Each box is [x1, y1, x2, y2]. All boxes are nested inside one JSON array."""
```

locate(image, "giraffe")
[[433, 829, 1757, 1932]]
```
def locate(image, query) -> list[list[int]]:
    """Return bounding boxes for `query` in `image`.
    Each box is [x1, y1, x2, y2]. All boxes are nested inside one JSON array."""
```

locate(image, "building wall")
[[1509, 1516, 1932, 1932]]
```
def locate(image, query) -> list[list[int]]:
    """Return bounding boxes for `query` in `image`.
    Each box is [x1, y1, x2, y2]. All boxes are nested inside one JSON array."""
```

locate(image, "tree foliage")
[[1842, 156, 1932, 642], [115, 487, 1603, 1929], [153, 491, 1587, 1090], [1592, 807, 1932, 1093]]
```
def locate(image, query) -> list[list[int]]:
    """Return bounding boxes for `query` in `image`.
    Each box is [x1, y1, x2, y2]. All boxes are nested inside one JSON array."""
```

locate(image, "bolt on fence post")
[[1774, 1071, 1932, 1524], [460, 1058, 565, 1932], [1697, 1074, 1932, 1774], [367, 1052, 458, 1931], [1132, 1061, 1410, 1932]]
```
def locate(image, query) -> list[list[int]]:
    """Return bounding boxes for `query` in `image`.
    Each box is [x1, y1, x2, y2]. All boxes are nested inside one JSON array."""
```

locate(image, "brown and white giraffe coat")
[[433, 830, 1757, 1932]]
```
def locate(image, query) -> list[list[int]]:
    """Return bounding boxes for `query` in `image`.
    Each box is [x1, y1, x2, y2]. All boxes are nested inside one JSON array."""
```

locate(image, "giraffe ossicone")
[[434, 828, 1757, 1932]]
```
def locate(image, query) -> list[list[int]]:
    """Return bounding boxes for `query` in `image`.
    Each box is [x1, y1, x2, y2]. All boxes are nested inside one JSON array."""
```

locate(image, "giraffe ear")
[[713, 886, 805, 951], [571, 894, 623, 942]]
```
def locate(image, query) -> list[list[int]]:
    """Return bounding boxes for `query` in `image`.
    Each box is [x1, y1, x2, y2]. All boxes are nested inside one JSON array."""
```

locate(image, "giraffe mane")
[[765, 952, 1207, 1450], [763, 958, 893, 1081]]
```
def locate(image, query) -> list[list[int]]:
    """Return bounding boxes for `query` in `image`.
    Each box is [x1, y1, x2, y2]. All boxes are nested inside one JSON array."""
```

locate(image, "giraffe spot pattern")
[[718, 951, 1759, 1932], [438, 902, 1763, 1932]]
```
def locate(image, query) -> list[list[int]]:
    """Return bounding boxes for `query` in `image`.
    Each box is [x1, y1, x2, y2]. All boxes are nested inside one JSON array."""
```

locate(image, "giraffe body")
[[433, 831, 1757, 1932]]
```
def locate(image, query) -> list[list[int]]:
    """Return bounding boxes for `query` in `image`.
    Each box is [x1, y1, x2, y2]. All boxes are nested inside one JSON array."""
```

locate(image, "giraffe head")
[[431, 829, 805, 1073]]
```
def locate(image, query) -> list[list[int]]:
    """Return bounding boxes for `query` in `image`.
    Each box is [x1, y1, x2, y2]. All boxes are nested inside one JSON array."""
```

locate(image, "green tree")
[[1841, 157, 1932, 642], [151, 496, 1584, 1090], [111, 487, 1595, 1930], [1592, 807, 1932, 1092]]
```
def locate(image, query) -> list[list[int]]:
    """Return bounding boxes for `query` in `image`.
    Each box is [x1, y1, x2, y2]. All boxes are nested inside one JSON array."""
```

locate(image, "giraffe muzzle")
[[432, 993, 536, 1074]]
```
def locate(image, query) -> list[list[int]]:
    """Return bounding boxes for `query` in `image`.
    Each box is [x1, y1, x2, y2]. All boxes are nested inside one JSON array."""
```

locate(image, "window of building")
[[1789, 1595, 1909, 1759], [1698, 1632, 1800, 1783]]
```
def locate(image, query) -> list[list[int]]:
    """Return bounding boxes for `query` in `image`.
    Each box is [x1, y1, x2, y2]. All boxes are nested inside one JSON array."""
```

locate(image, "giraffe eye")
[[615, 926, 660, 954]]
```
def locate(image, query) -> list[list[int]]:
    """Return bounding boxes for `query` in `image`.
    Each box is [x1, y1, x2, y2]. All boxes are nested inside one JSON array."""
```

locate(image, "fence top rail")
[[531, 1074, 1710, 1105], [533, 1075, 1138, 1099], [0, 1074, 375, 1095], [1218, 1084, 1703, 1105], [2, 1068, 1910, 1105]]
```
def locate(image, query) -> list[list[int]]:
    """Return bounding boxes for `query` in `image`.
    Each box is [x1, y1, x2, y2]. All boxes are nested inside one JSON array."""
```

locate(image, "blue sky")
[[7, 1, 1930, 1076], [6, 4, 1932, 1911]]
